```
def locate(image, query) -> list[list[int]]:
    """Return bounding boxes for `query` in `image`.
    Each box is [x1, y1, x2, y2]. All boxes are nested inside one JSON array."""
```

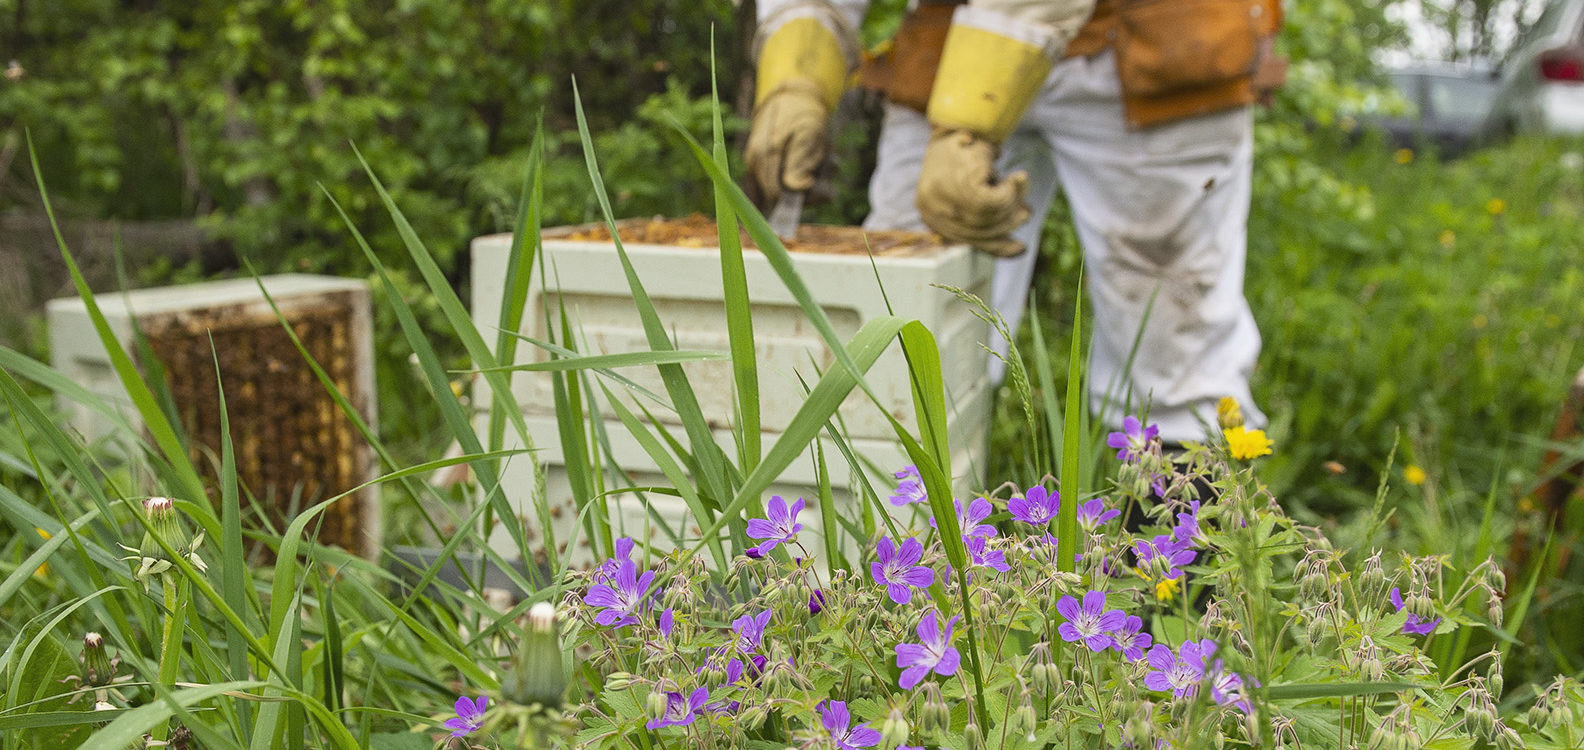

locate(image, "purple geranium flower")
[[1134, 534, 1197, 580], [583, 557, 655, 628], [1106, 415, 1160, 462], [732, 609, 773, 653], [965, 535, 1009, 573], [895, 609, 962, 689], [1009, 485, 1059, 526], [1389, 587, 1443, 636], [442, 695, 487, 737], [746, 496, 804, 558], [808, 589, 826, 615], [1056, 590, 1126, 652], [819, 700, 882, 749], [1077, 497, 1122, 534], [889, 466, 928, 506], [930, 497, 997, 539], [593, 537, 636, 582], [658, 608, 675, 640], [1171, 500, 1206, 546], [647, 687, 709, 729], [871, 537, 936, 604], [1110, 614, 1153, 661], [1144, 640, 1216, 697], [1209, 664, 1252, 713]]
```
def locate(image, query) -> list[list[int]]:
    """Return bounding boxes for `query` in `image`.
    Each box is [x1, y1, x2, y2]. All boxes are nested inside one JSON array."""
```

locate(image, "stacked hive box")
[[47, 275, 379, 559], [470, 220, 995, 565]]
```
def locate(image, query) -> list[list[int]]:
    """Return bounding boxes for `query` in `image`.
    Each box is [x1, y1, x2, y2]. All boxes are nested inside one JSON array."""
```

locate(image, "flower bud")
[[1485, 590, 1504, 627], [81, 632, 116, 688], [1527, 702, 1549, 729], [1357, 637, 1383, 683], [501, 603, 566, 708], [880, 708, 910, 750], [963, 720, 985, 750], [1494, 725, 1520, 750], [1485, 651, 1504, 699], [1013, 700, 1037, 741], [1407, 590, 1436, 622], [1359, 552, 1385, 596], [604, 672, 636, 692], [1217, 396, 1244, 430], [645, 688, 670, 721]]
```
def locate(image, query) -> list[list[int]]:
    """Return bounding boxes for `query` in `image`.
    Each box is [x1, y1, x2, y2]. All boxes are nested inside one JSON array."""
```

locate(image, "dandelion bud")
[[502, 602, 566, 708], [880, 708, 910, 749], [145, 496, 182, 539], [963, 720, 985, 750], [80, 632, 116, 688]]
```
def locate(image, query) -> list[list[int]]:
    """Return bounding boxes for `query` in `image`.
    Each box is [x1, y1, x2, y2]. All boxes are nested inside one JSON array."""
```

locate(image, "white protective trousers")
[[864, 49, 1267, 444]]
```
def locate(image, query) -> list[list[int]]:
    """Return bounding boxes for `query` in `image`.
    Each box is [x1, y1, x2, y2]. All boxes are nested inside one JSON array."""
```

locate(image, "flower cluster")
[[546, 415, 1517, 750]]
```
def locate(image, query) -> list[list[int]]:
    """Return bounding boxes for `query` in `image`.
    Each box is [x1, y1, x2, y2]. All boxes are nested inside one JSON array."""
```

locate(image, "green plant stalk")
[[152, 575, 187, 743]]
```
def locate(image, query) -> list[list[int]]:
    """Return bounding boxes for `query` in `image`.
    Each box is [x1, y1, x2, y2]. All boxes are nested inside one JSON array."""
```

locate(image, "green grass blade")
[[89, 681, 266, 750], [1265, 681, 1416, 700], [571, 82, 735, 517], [709, 52, 760, 474], [473, 349, 729, 373], [1057, 272, 1085, 576], [25, 134, 207, 503], [598, 382, 728, 570], [321, 187, 536, 566], [350, 144, 535, 459], [210, 337, 254, 743]]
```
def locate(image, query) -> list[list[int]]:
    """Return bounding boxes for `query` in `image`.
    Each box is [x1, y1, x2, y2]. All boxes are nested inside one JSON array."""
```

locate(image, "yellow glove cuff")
[[755, 17, 847, 110], [927, 23, 1055, 143]]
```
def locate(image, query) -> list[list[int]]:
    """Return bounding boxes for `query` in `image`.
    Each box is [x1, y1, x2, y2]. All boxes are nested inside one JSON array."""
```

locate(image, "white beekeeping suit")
[[746, 0, 1281, 445]]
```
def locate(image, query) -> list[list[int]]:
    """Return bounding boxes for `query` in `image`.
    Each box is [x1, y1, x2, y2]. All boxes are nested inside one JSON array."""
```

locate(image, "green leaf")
[[1265, 681, 1416, 700]]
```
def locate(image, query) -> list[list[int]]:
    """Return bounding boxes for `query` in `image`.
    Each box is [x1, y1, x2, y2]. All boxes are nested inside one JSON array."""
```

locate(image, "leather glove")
[[745, 79, 829, 204], [916, 128, 1030, 257]]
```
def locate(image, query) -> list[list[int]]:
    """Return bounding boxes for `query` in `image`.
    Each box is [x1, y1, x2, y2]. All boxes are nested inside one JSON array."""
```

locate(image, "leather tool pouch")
[[883, 3, 959, 111], [1114, 0, 1260, 98]]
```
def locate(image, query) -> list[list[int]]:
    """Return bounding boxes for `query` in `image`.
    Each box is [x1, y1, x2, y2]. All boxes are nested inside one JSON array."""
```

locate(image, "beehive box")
[[470, 218, 995, 563], [47, 275, 379, 559]]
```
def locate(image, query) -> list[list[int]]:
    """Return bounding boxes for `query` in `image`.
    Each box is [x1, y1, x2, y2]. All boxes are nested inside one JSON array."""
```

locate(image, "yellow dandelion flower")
[[1438, 230, 1455, 247], [1404, 465, 1427, 486], [1216, 396, 1244, 430], [1133, 567, 1180, 603], [1224, 426, 1273, 461], [1472, 313, 1488, 330], [1486, 198, 1506, 215], [1394, 148, 1414, 164], [1519, 496, 1535, 513]]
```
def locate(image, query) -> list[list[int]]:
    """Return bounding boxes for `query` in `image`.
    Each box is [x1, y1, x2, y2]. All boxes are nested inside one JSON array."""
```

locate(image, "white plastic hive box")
[[47, 274, 380, 559], [470, 224, 996, 563]]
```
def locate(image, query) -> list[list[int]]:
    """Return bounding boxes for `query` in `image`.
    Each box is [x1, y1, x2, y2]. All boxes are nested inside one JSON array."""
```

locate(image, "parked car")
[[1369, 63, 1499, 157], [1480, 0, 1584, 140]]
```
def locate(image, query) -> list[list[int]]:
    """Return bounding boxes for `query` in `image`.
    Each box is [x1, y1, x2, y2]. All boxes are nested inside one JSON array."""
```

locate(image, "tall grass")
[[0, 64, 1106, 743]]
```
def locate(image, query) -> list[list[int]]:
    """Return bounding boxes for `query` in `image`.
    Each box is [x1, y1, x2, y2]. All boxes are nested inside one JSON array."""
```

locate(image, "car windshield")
[[1426, 76, 1498, 123]]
